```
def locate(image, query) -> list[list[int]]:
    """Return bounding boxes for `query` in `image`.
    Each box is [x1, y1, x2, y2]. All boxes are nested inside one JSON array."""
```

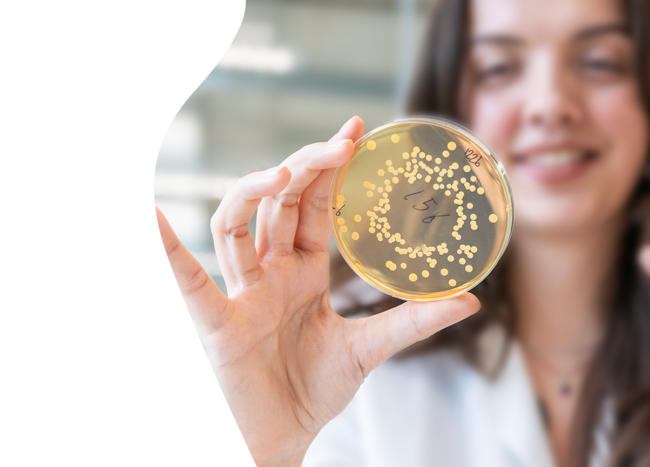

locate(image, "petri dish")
[[329, 117, 514, 301]]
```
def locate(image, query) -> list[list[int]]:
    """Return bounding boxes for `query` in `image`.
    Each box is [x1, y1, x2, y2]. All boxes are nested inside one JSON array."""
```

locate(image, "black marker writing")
[[405, 190, 438, 211], [413, 197, 437, 211], [403, 190, 424, 200], [403, 190, 448, 223], [464, 148, 482, 167], [422, 214, 450, 224]]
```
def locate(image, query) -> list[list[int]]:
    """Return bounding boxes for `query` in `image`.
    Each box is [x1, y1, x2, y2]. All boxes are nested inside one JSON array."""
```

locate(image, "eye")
[[584, 58, 623, 72], [474, 61, 519, 87], [578, 52, 630, 83]]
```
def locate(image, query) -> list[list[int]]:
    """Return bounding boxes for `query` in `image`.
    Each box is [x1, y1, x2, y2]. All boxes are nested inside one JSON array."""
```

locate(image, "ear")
[[633, 193, 650, 277]]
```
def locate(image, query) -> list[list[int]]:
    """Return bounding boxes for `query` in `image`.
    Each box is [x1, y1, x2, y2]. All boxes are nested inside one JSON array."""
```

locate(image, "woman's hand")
[[156, 116, 481, 467]]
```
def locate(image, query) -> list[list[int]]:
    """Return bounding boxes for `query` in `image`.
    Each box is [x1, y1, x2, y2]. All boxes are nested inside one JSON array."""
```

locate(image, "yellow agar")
[[330, 118, 513, 301]]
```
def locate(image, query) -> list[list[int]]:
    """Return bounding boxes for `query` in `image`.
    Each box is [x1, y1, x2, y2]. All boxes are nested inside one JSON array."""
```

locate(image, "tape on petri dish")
[[329, 117, 514, 301]]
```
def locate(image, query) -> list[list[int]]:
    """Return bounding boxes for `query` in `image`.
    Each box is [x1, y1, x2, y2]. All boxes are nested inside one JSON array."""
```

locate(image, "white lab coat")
[[303, 325, 611, 467]]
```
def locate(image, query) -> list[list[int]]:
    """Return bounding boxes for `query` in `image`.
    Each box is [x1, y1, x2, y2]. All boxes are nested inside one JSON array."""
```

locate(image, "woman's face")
[[465, 0, 648, 236]]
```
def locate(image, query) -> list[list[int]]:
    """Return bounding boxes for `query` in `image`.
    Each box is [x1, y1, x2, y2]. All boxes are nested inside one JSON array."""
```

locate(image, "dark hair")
[[332, 1, 650, 466]]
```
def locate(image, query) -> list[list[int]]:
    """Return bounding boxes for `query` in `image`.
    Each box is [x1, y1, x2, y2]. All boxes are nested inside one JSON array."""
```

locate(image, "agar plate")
[[329, 117, 514, 301]]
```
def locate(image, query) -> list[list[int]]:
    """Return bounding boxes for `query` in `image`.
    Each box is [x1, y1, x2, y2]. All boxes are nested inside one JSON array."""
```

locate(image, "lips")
[[513, 147, 598, 184]]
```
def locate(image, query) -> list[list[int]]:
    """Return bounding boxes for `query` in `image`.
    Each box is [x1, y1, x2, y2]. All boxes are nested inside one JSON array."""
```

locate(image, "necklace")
[[520, 338, 599, 397]]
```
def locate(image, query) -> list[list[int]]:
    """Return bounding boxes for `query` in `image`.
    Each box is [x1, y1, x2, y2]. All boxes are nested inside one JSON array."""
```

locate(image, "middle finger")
[[256, 139, 354, 257]]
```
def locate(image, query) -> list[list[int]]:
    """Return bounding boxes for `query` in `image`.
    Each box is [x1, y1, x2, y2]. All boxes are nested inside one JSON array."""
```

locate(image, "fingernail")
[[261, 166, 282, 177], [328, 138, 352, 148], [339, 116, 357, 133]]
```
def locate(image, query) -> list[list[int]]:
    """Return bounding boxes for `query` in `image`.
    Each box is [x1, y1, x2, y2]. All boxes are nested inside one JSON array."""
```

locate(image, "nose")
[[522, 53, 584, 130]]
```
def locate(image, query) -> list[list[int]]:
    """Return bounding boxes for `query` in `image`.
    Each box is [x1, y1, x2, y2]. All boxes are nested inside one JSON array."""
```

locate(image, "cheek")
[[468, 92, 520, 162], [587, 86, 648, 144], [589, 85, 649, 194]]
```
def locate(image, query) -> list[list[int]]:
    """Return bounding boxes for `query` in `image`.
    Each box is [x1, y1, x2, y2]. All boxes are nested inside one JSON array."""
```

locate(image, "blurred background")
[[154, 0, 436, 293]]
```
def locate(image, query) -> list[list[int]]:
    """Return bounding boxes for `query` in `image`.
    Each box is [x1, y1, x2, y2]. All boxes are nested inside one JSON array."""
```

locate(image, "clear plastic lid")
[[329, 117, 514, 301]]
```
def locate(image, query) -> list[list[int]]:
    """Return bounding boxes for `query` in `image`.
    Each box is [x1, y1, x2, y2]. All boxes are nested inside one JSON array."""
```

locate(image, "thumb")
[[351, 293, 481, 376], [329, 115, 365, 144]]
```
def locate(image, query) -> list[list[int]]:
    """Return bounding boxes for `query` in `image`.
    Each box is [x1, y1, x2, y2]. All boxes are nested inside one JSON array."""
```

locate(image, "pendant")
[[559, 382, 571, 396]]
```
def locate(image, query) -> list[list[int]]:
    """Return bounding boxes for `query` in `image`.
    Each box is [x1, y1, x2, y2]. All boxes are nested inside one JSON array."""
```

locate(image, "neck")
[[509, 222, 624, 350]]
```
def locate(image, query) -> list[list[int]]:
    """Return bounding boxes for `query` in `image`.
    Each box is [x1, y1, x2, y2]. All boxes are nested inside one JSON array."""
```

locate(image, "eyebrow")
[[470, 23, 629, 48], [470, 35, 523, 47], [573, 23, 629, 41]]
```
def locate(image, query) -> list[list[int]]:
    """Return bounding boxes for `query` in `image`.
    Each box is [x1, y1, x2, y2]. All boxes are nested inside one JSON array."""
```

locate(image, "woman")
[[156, 0, 650, 465]]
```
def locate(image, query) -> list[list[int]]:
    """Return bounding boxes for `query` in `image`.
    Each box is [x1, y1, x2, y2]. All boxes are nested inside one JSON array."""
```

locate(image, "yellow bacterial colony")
[[330, 117, 513, 301]]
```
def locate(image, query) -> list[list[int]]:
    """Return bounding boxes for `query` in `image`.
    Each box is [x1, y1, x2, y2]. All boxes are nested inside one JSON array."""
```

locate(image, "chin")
[[514, 195, 610, 237]]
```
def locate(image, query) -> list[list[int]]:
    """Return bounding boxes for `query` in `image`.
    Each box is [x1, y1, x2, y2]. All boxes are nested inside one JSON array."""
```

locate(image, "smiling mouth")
[[521, 150, 596, 167], [514, 149, 598, 183]]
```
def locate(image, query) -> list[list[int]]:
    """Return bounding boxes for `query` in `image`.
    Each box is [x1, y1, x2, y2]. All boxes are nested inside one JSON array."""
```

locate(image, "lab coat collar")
[[477, 325, 557, 467]]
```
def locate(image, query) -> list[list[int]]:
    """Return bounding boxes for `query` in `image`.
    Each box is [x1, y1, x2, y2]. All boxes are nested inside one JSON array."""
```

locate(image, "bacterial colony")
[[330, 118, 513, 301]]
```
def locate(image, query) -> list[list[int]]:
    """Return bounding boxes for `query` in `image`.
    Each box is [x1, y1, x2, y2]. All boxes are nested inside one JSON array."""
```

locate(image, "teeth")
[[527, 151, 584, 167]]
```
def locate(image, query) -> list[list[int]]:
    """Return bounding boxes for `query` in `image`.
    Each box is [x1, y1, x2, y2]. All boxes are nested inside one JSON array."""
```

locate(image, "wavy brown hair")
[[332, 0, 650, 466]]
